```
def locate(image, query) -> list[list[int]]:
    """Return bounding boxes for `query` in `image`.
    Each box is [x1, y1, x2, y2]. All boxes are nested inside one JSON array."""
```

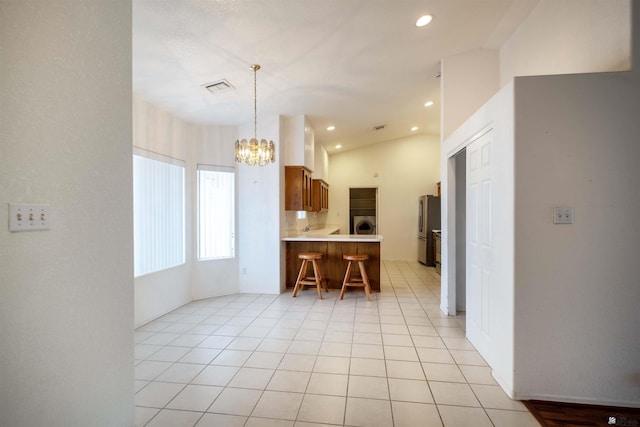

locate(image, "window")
[[198, 165, 235, 260], [133, 149, 185, 277]]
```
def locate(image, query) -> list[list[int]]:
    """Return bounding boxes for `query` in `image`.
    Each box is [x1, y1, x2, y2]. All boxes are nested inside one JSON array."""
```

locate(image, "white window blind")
[[198, 165, 235, 260], [133, 149, 185, 277]]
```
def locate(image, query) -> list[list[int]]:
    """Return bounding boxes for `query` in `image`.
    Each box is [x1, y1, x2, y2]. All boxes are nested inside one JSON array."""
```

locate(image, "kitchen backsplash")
[[285, 210, 328, 232]]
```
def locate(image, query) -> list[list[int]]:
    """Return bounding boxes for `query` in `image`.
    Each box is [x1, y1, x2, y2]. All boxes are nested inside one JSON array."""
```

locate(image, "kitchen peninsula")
[[283, 226, 383, 292]]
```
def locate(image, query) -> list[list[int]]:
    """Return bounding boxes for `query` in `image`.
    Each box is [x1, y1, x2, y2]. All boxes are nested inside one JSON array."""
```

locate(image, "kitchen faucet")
[[303, 213, 317, 232]]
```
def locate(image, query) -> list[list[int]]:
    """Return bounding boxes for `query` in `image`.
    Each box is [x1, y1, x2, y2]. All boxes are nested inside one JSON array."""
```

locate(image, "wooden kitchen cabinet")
[[285, 166, 313, 211], [312, 179, 329, 212]]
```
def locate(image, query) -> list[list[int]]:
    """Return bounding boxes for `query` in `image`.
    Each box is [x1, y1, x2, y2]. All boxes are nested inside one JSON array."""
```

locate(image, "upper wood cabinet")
[[312, 179, 329, 212], [285, 166, 313, 211]]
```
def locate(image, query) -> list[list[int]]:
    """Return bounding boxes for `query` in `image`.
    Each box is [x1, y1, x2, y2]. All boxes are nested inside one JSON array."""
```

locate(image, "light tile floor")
[[135, 261, 540, 427]]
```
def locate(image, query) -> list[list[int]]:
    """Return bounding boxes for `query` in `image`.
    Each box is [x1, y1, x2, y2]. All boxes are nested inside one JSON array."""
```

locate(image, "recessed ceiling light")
[[424, 101, 434, 107], [335, 144, 342, 149], [327, 125, 335, 131], [416, 14, 433, 27], [411, 126, 418, 132]]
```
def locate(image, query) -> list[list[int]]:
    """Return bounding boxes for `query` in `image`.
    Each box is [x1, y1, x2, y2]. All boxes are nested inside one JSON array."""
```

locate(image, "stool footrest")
[[299, 279, 321, 285], [292, 255, 328, 299]]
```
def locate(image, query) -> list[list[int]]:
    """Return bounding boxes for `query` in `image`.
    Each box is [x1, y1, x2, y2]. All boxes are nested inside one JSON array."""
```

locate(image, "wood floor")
[[524, 400, 640, 427]]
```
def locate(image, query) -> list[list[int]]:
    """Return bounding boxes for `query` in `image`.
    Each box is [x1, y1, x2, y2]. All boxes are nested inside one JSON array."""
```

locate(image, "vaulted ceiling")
[[133, 0, 537, 153]]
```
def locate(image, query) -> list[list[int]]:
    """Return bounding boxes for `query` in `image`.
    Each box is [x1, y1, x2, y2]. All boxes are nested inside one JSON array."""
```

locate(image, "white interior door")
[[466, 130, 493, 360]]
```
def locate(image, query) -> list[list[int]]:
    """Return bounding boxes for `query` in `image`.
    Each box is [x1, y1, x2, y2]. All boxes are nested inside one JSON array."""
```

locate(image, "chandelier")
[[235, 64, 276, 166]]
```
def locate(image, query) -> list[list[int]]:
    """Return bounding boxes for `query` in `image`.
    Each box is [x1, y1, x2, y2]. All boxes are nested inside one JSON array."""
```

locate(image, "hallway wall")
[[513, 70, 640, 406], [0, 2, 134, 425]]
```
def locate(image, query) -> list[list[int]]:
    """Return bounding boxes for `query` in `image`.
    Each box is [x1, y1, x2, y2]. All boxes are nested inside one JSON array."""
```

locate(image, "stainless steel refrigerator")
[[418, 195, 441, 265]]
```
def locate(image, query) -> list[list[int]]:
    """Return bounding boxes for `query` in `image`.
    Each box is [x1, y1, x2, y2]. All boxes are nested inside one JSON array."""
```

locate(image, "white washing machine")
[[353, 216, 376, 235]]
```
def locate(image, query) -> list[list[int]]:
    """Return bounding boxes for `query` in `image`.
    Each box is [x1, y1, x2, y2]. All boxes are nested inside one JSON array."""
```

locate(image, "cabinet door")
[[311, 179, 320, 212], [304, 169, 313, 211], [285, 166, 313, 211], [323, 182, 329, 211], [311, 179, 329, 212]]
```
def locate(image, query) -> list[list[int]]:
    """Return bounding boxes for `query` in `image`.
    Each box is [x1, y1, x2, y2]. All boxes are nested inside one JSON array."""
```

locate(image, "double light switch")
[[553, 207, 574, 224]]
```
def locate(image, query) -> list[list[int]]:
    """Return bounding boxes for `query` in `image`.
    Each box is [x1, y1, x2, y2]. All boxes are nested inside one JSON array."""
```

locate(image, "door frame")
[[441, 125, 493, 316]]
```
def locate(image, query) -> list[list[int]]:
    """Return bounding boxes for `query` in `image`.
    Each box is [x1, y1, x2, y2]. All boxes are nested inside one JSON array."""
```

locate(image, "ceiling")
[[133, 0, 537, 154]]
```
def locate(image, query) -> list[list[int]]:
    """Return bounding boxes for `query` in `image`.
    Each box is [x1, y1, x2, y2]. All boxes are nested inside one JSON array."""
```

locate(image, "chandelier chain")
[[253, 65, 257, 139]]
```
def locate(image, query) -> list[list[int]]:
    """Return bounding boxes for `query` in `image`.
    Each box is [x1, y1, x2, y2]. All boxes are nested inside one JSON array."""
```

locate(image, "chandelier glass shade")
[[235, 64, 276, 166], [235, 137, 275, 166]]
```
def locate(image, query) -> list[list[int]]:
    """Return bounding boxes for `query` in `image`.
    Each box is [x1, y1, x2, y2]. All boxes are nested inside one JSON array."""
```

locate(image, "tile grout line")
[[396, 259, 447, 427], [134, 262, 534, 427]]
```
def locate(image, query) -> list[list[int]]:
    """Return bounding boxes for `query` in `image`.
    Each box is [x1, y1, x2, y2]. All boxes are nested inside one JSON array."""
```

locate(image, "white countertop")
[[282, 224, 382, 242], [282, 224, 339, 237], [282, 234, 383, 242]]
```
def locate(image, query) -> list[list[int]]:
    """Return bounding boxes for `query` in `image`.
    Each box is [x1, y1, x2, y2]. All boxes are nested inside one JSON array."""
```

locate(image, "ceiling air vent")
[[373, 124, 386, 131], [203, 79, 235, 94]]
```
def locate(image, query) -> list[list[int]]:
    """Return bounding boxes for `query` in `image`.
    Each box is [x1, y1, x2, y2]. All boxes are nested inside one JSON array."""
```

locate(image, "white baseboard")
[[492, 370, 515, 399]]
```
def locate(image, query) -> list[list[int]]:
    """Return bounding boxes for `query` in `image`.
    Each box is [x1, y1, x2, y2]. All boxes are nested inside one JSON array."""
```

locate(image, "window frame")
[[196, 164, 236, 261]]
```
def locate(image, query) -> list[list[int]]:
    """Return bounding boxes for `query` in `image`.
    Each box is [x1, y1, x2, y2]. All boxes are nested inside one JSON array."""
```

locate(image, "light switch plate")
[[553, 207, 573, 224], [8, 203, 51, 232]]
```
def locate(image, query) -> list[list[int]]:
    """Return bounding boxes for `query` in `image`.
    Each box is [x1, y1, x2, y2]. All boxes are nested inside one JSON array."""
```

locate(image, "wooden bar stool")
[[292, 252, 328, 299], [340, 254, 371, 301]]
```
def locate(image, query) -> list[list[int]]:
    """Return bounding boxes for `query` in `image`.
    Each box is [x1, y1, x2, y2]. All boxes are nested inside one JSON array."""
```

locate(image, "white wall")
[[0, 1, 134, 426], [133, 99, 239, 325], [133, 103, 289, 317], [499, 0, 632, 85], [133, 99, 194, 325], [282, 115, 304, 166], [133, 98, 238, 325], [238, 115, 283, 293], [513, 71, 640, 406], [191, 126, 240, 300], [282, 115, 315, 171], [442, 1, 631, 145], [314, 139, 330, 181], [304, 116, 315, 171], [441, 49, 500, 140], [327, 134, 440, 260]]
